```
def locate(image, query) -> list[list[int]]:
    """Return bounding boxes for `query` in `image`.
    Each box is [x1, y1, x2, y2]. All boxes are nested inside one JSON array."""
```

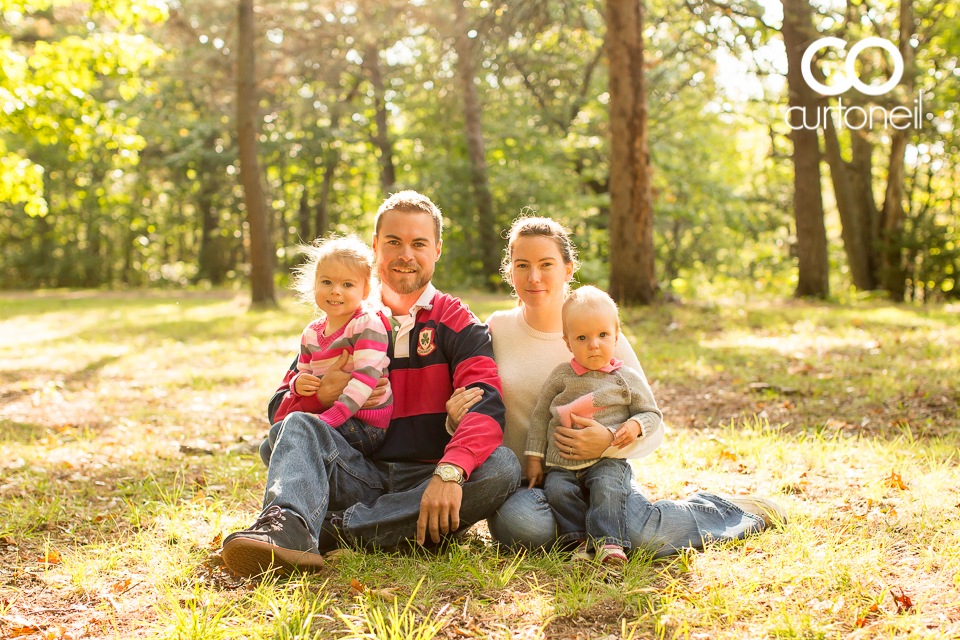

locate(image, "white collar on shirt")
[[374, 282, 436, 318]]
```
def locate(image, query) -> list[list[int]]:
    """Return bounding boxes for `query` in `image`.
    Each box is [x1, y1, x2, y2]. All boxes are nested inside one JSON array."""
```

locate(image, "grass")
[[0, 289, 958, 638]]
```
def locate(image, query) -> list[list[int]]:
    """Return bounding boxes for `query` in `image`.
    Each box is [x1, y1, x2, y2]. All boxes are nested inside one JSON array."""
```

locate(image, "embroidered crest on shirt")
[[417, 327, 437, 356]]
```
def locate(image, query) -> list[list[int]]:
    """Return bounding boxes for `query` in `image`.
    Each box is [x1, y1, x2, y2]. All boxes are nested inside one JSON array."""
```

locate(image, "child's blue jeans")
[[544, 458, 632, 550]]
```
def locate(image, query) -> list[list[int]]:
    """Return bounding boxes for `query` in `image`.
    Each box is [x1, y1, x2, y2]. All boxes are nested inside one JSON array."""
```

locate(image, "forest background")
[[2, 0, 958, 303]]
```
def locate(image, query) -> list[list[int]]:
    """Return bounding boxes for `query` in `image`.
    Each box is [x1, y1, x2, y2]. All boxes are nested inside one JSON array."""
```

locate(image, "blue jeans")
[[259, 411, 521, 548], [260, 417, 385, 462], [488, 477, 765, 559], [545, 459, 631, 549]]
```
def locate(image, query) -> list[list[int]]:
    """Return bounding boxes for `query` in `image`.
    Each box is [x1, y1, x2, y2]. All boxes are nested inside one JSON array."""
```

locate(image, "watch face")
[[440, 466, 457, 482]]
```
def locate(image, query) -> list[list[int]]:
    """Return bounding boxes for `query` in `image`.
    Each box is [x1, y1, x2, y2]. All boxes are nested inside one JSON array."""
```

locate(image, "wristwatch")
[[433, 463, 465, 485]]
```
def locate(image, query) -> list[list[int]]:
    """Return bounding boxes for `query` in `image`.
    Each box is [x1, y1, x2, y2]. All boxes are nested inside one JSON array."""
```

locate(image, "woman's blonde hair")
[[291, 234, 374, 312], [500, 215, 580, 299]]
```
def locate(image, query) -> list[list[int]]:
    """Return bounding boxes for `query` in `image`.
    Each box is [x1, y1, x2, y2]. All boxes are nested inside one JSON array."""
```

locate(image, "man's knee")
[[273, 411, 337, 454]]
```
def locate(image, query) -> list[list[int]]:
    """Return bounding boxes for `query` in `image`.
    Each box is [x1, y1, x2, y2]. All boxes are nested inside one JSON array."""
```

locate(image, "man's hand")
[[361, 375, 390, 409], [526, 456, 544, 489], [316, 350, 351, 407], [294, 373, 322, 396], [416, 471, 464, 545], [611, 419, 641, 449]]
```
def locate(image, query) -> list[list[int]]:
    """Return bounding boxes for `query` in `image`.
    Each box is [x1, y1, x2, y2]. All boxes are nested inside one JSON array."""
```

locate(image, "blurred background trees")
[[1, 0, 957, 303]]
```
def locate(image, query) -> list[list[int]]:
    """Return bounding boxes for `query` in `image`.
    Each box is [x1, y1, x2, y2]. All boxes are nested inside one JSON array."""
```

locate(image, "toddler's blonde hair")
[[291, 234, 375, 312], [561, 285, 621, 334]]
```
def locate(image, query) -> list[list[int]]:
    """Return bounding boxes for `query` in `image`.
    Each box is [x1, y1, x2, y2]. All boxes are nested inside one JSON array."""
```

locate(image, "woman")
[[448, 216, 785, 557]]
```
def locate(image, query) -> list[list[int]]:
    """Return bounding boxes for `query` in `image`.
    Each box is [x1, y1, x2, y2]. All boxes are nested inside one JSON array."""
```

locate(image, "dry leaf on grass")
[[718, 450, 737, 462], [892, 587, 913, 613], [855, 603, 880, 628], [109, 578, 133, 594], [885, 471, 908, 490], [41, 624, 67, 639], [349, 578, 397, 601], [0, 615, 41, 637], [325, 548, 360, 561], [39, 550, 61, 565]]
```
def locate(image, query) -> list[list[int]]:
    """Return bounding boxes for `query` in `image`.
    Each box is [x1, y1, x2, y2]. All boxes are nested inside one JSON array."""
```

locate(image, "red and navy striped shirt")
[[268, 287, 506, 478]]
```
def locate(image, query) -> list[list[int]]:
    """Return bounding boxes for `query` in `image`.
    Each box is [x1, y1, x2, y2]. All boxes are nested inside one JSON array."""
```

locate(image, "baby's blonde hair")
[[561, 285, 621, 335], [291, 234, 374, 312]]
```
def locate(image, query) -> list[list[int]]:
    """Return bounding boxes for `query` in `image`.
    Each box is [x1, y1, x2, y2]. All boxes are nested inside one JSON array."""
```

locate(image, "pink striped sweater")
[[286, 306, 393, 429]]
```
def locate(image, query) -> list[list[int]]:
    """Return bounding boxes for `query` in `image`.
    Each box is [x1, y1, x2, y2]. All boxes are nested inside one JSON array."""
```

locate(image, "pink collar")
[[570, 357, 623, 375]]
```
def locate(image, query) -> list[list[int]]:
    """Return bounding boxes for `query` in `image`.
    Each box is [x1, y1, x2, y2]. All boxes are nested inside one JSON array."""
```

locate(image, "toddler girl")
[[525, 286, 662, 566], [269, 235, 393, 457]]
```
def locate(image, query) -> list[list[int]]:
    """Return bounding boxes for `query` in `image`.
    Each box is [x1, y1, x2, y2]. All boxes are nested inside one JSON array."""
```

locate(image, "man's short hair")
[[374, 191, 443, 243]]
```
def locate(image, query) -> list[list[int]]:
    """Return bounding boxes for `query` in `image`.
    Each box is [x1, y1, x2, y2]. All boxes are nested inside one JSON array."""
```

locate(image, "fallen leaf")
[[368, 587, 398, 601], [350, 578, 365, 593], [208, 532, 223, 549], [0, 615, 41, 637], [110, 578, 132, 593], [719, 450, 737, 462], [892, 587, 912, 612], [41, 625, 66, 639], [325, 548, 360, 560], [40, 550, 61, 565], [885, 471, 908, 491]]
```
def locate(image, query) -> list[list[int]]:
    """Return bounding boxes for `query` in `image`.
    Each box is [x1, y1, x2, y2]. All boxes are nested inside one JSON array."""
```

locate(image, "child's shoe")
[[595, 544, 628, 567], [571, 540, 593, 563]]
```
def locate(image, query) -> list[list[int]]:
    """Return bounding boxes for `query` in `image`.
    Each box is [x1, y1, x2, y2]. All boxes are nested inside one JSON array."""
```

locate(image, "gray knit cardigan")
[[525, 360, 663, 470]]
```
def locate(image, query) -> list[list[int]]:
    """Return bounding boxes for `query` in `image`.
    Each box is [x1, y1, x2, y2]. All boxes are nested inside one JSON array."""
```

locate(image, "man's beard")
[[377, 259, 433, 295]]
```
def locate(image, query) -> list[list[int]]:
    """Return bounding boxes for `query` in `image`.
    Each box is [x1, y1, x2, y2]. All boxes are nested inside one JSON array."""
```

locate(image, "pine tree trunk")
[[606, 0, 658, 305], [783, 0, 829, 298], [879, 0, 914, 301], [453, 0, 499, 288], [364, 44, 397, 195], [236, 0, 277, 308], [823, 116, 876, 290]]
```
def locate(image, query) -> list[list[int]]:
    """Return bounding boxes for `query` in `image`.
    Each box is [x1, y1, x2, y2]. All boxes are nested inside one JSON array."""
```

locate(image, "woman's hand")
[[525, 456, 544, 489], [445, 387, 484, 429], [554, 414, 614, 460]]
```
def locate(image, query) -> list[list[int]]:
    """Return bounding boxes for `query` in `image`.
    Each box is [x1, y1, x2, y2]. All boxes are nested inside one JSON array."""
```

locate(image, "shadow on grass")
[[0, 419, 47, 444]]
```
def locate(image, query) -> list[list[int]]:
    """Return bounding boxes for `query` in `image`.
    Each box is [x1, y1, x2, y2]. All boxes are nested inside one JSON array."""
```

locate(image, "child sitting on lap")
[[525, 286, 662, 566], [265, 235, 393, 459]]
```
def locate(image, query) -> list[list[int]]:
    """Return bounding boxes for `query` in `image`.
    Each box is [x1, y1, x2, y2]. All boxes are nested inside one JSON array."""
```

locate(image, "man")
[[222, 191, 520, 577]]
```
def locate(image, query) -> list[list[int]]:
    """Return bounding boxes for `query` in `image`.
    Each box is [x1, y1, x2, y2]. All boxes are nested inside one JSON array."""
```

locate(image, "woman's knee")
[[487, 487, 557, 550]]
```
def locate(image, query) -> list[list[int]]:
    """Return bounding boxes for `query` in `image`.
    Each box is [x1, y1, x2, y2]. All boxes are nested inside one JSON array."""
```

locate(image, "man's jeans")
[[259, 411, 521, 549], [544, 459, 631, 549], [488, 476, 765, 559]]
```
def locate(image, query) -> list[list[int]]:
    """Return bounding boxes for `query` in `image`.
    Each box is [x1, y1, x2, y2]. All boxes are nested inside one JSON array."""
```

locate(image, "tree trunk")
[[197, 176, 225, 284], [452, 0, 500, 288], [782, 0, 829, 298], [236, 0, 277, 308], [606, 0, 658, 305], [879, 0, 914, 301], [823, 116, 877, 290], [364, 43, 397, 195], [316, 153, 335, 239], [298, 190, 311, 242]]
